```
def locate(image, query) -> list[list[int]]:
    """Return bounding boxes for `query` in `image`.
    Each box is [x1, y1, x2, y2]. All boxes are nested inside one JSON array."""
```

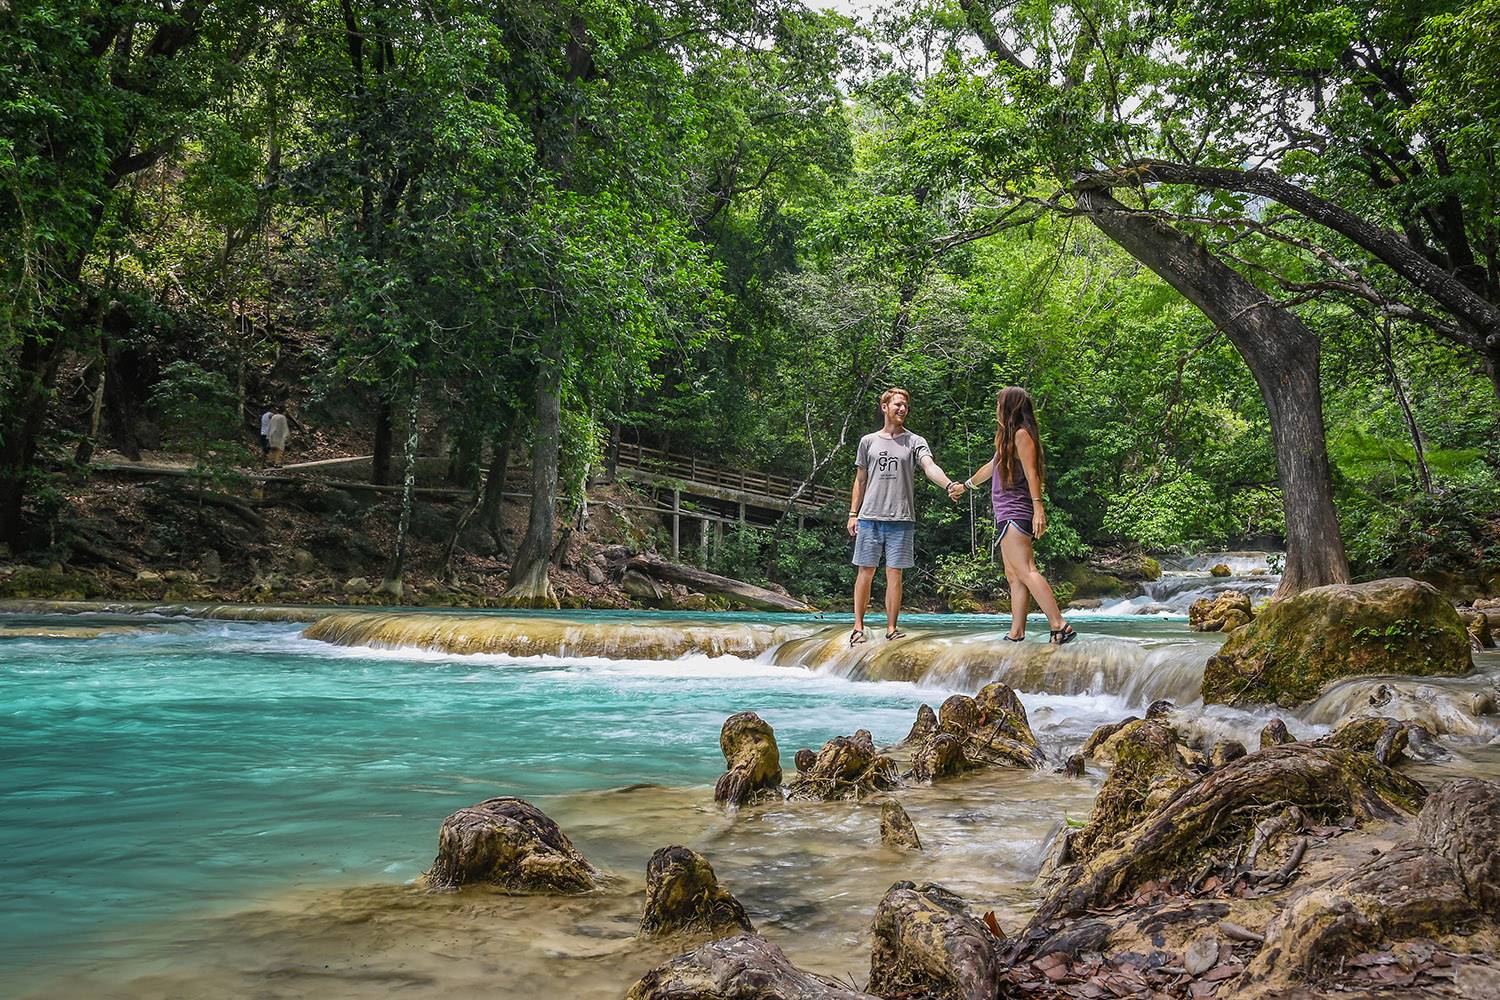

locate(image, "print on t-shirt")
[[855, 430, 930, 522]]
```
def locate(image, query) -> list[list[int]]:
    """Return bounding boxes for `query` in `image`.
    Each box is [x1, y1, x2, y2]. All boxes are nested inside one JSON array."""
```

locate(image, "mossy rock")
[[1202, 577, 1472, 708], [0, 566, 102, 601], [1059, 562, 1133, 598]]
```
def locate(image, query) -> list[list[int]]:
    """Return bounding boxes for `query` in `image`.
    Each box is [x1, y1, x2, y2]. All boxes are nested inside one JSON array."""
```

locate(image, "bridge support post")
[[699, 517, 708, 567], [671, 489, 681, 560], [738, 502, 746, 526]]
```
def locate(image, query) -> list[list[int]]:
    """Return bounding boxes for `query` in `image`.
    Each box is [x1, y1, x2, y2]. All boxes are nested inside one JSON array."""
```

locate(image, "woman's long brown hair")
[[994, 386, 1044, 490]]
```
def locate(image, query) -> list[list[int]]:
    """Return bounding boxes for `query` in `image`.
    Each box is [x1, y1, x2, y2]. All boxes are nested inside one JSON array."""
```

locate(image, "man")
[[266, 403, 291, 468], [847, 387, 962, 645], [259, 407, 273, 462]]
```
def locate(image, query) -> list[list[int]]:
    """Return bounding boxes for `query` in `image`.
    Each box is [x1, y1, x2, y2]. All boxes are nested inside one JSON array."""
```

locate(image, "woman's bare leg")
[[1000, 529, 1065, 630], [1000, 540, 1031, 638]]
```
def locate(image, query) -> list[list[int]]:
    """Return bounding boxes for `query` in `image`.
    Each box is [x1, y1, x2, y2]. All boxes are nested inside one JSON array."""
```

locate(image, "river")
[[3, 581, 1496, 998]]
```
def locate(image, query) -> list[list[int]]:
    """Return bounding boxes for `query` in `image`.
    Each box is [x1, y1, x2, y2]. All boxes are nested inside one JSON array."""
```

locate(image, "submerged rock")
[[714, 712, 783, 807], [1202, 577, 1472, 707], [1188, 591, 1252, 632], [1209, 563, 1231, 577], [625, 934, 878, 1000], [869, 882, 1005, 1000], [786, 729, 898, 802], [903, 687, 1045, 782], [1034, 745, 1427, 923], [1259, 718, 1297, 749], [1319, 715, 1409, 766], [879, 800, 921, 851], [421, 796, 600, 893], [640, 845, 753, 939]]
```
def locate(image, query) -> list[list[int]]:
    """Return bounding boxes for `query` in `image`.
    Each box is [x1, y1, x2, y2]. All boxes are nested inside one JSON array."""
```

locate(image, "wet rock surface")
[[625, 933, 879, 1000], [869, 881, 1005, 1000], [1069, 720, 1196, 865], [879, 799, 921, 851], [714, 712, 783, 806], [640, 845, 754, 939], [420, 796, 600, 892], [1202, 577, 1473, 707], [1189, 591, 1253, 633], [902, 685, 1046, 783], [785, 729, 899, 802]]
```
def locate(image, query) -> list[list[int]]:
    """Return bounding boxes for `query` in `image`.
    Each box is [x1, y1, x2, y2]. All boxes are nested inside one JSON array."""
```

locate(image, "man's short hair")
[[880, 387, 910, 408]]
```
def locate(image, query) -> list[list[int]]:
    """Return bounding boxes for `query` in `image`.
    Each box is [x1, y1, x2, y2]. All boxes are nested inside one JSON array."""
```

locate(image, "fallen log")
[[625, 554, 814, 612]]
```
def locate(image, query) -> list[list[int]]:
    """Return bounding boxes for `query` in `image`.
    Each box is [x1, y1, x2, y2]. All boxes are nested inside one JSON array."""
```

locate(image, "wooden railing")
[[615, 442, 840, 510]]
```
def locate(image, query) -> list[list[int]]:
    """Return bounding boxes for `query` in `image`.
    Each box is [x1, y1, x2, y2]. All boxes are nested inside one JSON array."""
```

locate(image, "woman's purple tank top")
[[991, 454, 1034, 522]]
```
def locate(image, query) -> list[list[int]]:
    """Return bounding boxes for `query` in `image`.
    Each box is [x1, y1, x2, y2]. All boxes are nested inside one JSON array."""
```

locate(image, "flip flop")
[[1049, 624, 1078, 646], [885, 629, 906, 641], [849, 628, 867, 648], [1003, 634, 1025, 643]]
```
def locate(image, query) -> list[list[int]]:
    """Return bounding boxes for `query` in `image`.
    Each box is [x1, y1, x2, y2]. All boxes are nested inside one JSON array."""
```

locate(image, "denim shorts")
[[853, 519, 916, 569]]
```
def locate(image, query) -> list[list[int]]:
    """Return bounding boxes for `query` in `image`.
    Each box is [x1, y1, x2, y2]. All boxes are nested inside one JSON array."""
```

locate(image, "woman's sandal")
[[885, 629, 905, 641], [1049, 624, 1078, 646], [849, 628, 867, 648], [1003, 634, 1025, 643]]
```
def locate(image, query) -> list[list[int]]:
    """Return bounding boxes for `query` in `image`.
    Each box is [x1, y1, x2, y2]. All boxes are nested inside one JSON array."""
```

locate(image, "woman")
[[954, 387, 1077, 644]]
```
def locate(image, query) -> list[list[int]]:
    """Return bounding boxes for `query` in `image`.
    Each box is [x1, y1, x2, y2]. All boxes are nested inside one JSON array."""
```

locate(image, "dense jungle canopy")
[[1, 0, 1497, 604]]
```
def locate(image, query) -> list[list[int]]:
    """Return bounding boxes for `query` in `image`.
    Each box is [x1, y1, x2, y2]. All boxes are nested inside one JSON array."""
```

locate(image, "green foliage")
[[148, 361, 246, 483]]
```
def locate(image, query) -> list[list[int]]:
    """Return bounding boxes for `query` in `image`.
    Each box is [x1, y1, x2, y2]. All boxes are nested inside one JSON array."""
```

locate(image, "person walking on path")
[[953, 386, 1077, 645], [847, 387, 962, 646], [259, 408, 273, 462], [265, 404, 291, 468]]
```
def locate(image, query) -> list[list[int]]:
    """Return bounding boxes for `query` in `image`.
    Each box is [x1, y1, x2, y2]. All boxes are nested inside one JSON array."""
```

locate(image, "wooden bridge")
[[90, 442, 843, 564], [611, 441, 841, 562]]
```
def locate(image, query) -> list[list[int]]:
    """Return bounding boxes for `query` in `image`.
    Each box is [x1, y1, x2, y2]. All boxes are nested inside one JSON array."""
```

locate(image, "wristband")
[[848, 511, 859, 517]]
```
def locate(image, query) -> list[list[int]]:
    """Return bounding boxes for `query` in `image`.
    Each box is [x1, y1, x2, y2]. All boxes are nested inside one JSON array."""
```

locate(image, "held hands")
[[946, 481, 965, 503]]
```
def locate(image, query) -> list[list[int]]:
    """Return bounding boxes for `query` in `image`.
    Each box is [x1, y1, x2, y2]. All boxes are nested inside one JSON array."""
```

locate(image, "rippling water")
[[2, 609, 1495, 999]]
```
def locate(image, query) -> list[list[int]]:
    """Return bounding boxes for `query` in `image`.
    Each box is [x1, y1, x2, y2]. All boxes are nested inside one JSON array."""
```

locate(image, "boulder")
[[1059, 562, 1133, 598], [1090, 551, 1162, 582], [1068, 720, 1196, 865], [676, 592, 711, 611], [343, 576, 372, 595], [1319, 715, 1408, 766], [713, 712, 782, 806], [905, 732, 969, 783], [585, 563, 607, 586], [903, 687, 1045, 781], [1203, 578, 1472, 707], [794, 748, 816, 772], [879, 800, 922, 851], [786, 729, 899, 802], [1188, 591, 1253, 632], [289, 548, 317, 574], [625, 934, 877, 1000], [898, 703, 937, 746], [1459, 608, 1494, 650], [1244, 782, 1500, 986], [199, 548, 222, 581], [134, 569, 163, 584], [623, 568, 668, 603], [1034, 745, 1427, 922], [420, 796, 600, 892], [1079, 716, 1140, 760], [869, 882, 1005, 1000], [1210, 739, 1247, 768], [1415, 778, 1500, 919], [640, 845, 753, 939], [1260, 718, 1297, 748], [1209, 563, 1231, 577]]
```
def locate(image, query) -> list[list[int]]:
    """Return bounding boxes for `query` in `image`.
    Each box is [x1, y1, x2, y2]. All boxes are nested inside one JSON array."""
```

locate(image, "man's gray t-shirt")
[[855, 431, 930, 522]]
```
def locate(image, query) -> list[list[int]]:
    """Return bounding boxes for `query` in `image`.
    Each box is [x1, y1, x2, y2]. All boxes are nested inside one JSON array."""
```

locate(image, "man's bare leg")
[[854, 565, 877, 635], [885, 567, 903, 635]]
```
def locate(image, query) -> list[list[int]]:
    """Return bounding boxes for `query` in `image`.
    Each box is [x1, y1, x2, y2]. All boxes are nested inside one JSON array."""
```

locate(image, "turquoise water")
[[2, 612, 1032, 985]]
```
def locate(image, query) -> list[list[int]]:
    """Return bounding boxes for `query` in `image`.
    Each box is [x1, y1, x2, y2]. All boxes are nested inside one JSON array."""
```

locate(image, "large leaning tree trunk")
[[504, 357, 562, 608], [1076, 188, 1351, 597]]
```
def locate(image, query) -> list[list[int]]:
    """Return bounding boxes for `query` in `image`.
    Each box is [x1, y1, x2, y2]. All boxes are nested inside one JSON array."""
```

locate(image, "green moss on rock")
[[1202, 577, 1472, 708]]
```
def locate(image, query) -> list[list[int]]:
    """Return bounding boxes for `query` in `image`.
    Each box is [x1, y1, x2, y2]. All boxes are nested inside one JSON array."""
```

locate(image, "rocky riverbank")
[[409, 677, 1499, 1000]]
